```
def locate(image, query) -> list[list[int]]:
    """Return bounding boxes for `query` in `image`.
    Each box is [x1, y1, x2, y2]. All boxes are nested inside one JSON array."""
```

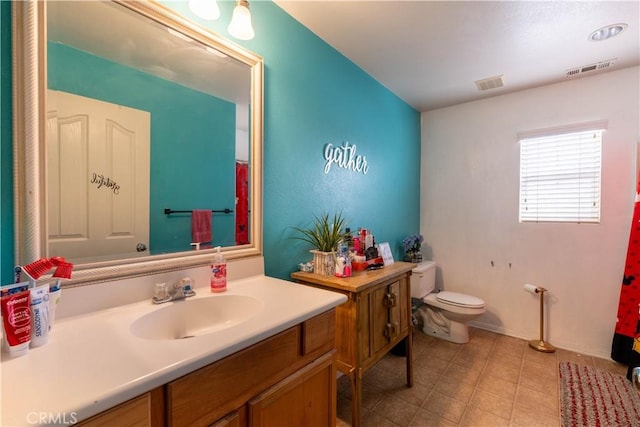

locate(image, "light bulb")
[[188, 0, 220, 20], [228, 1, 255, 41]]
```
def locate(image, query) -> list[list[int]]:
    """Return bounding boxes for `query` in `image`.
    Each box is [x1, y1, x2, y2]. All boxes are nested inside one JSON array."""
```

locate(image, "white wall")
[[420, 66, 640, 359]]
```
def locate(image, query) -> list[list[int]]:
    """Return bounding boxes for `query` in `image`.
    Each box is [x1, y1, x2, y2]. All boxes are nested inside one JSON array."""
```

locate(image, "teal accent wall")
[[165, 1, 421, 279], [1, 1, 13, 285], [48, 42, 236, 254], [0, 0, 421, 283]]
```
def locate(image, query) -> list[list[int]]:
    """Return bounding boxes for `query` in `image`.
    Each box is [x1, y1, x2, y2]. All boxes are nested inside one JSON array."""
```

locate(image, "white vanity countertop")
[[0, 275, 347, 426]]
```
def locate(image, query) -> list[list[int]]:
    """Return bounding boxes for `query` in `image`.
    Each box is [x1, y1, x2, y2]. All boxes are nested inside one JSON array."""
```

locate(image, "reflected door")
[[47, 90, 150, 262]]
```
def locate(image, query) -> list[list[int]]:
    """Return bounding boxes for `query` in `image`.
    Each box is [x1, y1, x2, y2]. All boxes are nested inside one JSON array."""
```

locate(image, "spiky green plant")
[[292, 211, 348, 252]]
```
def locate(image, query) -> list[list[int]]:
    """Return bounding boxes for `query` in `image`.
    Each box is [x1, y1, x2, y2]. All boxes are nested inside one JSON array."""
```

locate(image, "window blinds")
[[519, 123, 604, 223]]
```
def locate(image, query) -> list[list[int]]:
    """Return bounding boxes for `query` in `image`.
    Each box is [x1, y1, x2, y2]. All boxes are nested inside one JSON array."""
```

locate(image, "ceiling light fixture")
[[228, 0, 255, 41], [188, 0, 255, 41], [589, 23, 628, 41]]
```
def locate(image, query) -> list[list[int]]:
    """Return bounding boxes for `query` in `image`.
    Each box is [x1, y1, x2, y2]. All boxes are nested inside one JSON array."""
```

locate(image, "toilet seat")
[[436, 291, 485, 309]]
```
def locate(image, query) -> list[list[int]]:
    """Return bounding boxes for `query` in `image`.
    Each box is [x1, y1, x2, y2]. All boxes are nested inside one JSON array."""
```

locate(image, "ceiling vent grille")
[[566, 58, 616, 78], [475, 75, 505, 91]]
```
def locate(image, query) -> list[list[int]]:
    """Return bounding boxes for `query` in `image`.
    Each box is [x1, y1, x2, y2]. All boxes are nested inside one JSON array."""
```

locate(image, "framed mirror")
[[13, 0, 263, 286]]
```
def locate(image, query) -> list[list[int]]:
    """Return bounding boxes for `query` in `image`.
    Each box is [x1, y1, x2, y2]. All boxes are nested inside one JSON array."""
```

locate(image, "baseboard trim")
[[468, 320, 613, 361]]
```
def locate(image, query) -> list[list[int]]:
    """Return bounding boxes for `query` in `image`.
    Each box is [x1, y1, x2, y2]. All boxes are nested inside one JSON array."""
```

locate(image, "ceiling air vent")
[[566, 58, 616, 78], [475, 75, 505, 91]]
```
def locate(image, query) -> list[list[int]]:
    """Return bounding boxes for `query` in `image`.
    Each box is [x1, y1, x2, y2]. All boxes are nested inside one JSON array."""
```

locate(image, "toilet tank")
[[410, 261, 437, 299]]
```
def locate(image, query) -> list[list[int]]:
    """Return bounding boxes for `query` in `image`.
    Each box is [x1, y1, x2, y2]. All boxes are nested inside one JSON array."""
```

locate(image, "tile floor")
[[336, 327, 628, 426]]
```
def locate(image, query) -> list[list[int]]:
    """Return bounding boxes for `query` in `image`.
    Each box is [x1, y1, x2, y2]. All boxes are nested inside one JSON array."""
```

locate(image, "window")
[[518, 121, 606, 223]]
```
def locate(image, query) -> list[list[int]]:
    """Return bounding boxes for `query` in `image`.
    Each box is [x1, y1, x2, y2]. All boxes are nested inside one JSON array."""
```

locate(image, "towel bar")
[[164, 208, 233, 215]]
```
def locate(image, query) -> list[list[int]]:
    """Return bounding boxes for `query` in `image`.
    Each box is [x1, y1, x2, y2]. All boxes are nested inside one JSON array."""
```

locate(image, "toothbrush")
[[21, 258, 54, 288], [51, 261, 73, 290], [49, 256, 66, 266], [14, 266, 22, 284]]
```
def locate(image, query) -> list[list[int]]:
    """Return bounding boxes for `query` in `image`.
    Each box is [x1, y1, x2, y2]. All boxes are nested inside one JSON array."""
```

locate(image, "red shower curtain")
[[611, 172, 640, 379], [235, 162, 249, 245]]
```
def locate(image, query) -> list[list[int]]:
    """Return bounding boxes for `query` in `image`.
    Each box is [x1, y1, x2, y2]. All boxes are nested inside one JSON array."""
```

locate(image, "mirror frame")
[[12, 0, 263, 286]]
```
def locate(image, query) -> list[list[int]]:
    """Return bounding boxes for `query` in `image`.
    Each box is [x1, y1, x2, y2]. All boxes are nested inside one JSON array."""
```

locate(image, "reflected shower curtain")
[[235, 162, 249, 245], [612, 173, 640, 379]]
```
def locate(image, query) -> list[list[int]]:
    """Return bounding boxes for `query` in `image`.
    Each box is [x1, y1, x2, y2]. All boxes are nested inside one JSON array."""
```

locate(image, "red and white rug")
[[560, 361, 640, 427]]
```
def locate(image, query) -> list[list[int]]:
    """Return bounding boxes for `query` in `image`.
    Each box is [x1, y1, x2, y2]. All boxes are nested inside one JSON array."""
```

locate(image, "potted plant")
[[292, 212, 347, 276], [402, 233, 424, 263]]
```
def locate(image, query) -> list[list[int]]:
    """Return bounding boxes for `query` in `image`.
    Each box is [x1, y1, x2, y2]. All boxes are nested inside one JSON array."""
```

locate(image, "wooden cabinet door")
[[387, 281, 401, 340], [248, 352, 336, 427], [370, 286, 389, 356], [370, 281, 403, 356]]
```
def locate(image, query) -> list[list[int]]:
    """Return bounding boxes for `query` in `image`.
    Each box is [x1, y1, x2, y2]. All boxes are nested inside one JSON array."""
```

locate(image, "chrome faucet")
[[152, 278, 196, 304]]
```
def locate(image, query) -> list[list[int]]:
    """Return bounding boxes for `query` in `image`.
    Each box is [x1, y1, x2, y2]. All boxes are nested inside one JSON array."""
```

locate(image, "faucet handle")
[[180, 277, 196, 298], [152, 282, 170, 304]]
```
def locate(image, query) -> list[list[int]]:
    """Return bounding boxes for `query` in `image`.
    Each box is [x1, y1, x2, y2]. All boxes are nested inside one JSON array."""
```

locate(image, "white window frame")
[[518, 120, 607, 224]]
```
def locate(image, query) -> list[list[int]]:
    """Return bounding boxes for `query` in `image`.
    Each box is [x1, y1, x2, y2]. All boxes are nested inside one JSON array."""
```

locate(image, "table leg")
[[350, 370, 362, 427], [405, 332, 414, 387]]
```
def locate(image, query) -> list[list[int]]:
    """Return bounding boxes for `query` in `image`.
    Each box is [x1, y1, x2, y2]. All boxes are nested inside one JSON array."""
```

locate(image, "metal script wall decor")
[[323, 141, 368, 174]]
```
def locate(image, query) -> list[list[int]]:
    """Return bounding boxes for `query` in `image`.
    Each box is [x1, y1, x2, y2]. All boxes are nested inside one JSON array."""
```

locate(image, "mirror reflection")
[[13, 0, 263, 285], [46, 1, 252, 264]]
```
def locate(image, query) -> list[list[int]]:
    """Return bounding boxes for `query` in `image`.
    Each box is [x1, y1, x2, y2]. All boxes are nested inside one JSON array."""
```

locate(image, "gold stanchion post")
[[528, 287, 555, 353]]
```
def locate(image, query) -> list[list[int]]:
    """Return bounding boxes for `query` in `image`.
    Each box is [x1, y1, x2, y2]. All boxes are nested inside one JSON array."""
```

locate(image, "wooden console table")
[[291, 262, 415, 427]]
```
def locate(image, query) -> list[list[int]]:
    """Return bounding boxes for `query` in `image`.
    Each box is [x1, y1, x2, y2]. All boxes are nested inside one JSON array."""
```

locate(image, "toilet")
[[411, 261, 485, 344]]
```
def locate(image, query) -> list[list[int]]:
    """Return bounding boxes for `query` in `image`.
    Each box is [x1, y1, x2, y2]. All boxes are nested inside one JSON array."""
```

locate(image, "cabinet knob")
[[383, 292, 397, 308], [384, 322, 399, 339]]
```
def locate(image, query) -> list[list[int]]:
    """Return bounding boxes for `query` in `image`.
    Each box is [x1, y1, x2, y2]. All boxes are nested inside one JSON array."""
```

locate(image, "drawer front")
[[301, 308, 335, 356], [77, 391, 158, 427], [167, 327, 299, 427]]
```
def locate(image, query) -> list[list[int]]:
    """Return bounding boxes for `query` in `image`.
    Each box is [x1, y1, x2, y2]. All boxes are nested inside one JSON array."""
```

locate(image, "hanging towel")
[[192, 210, 212, 244]]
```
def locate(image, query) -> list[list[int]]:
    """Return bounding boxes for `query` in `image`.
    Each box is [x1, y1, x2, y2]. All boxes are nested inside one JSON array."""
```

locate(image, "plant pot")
[[404, 250, 423, 263], [311, 250, 334, 277]]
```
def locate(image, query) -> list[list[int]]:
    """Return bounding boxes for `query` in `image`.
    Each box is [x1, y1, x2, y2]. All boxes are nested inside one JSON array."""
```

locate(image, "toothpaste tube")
[[1, 281, 30, 297], [48, 283, 61, 331], [29, 284, 50, 347], [1, 288, 31, 357]]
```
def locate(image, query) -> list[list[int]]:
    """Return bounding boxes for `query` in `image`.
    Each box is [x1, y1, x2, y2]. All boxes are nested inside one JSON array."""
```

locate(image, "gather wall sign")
[[323, 141, 369, 175]]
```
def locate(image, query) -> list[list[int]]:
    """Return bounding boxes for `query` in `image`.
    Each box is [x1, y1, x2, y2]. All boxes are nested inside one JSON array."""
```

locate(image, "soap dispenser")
[[210, 246, 227, 293]]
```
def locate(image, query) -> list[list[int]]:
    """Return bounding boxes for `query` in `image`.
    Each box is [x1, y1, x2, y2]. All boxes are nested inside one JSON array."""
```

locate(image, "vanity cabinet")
[[167, 308, 336, 427], [78, 310, 336, 427], [291, 262, 415, 427], [166, 310, 336, 426]]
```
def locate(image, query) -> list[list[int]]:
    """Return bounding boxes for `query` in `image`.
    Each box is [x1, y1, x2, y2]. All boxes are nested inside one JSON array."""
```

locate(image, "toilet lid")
[[436, 291, 485, 308]]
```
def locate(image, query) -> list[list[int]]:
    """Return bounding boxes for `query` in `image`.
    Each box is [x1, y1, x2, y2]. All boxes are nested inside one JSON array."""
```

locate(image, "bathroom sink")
[[130, 295, 263, 340]]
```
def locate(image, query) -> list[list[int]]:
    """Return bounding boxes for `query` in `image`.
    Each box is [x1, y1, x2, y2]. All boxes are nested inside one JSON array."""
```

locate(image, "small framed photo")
[[377, 242, 394, 266]]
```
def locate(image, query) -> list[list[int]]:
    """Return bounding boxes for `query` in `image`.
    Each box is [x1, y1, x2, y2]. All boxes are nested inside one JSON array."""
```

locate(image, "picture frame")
[[377, 242, 394, 266]]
